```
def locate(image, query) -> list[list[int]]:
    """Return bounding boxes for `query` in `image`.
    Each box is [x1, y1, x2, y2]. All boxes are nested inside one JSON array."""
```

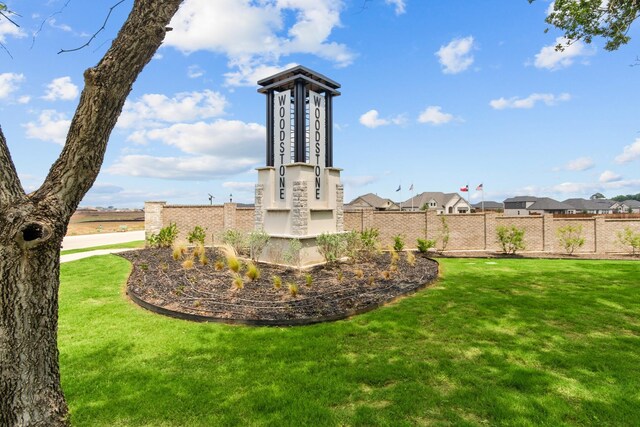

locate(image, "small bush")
[[344, 231, 362, 261], [232, 274, 244, 289], [557, 224, 585, 254], [172, 243, 186, 261], [222, 229, 247, 256], [438, 216, 450, 251], [287, 282, 299, 297], [317, 233, 346, 263], [192, 243, 205, 259], [147, 223, 178, 248], [248, 229, 270, 261], [272, 275, 282, 289], [496, 225, 526, 254], [617, 227, 640, 256], [381, 270, 391, 280], [416, 238, 436, 253], [214, 260, 225, 271], [226, 255, 241, 273], [354, 269, 364, 279], [283, 238, 302, 268], [182, 257, 194, 270], [245, 262, 260, 281], [393, 234, 405, 252], [305, 273, 313, 287], [405, 250, 416, 266], [360, 228, 380, 260], [187, 225, 207, 245], [337, 270, 343, 282]]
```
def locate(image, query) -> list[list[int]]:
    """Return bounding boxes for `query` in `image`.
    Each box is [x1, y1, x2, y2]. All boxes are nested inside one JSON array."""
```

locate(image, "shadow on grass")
[[59, 256, 640, 426]]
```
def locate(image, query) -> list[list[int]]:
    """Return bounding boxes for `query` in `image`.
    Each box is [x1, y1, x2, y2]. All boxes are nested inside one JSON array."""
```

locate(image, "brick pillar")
[[362, 209, 374, 231], [223, 203, 237, 231], [336, 184, 344, 232], [543, 214, 554, 252], [291, 181, 309, 235], [144, 201, 166, 242], [594, 216, 605, 254], [254, 184, 264, 230]]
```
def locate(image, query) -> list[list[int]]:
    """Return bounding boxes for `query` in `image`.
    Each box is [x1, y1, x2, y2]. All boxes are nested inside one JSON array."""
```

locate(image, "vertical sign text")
[[309, 90, 325, 200], [274, 91, 291, 200]]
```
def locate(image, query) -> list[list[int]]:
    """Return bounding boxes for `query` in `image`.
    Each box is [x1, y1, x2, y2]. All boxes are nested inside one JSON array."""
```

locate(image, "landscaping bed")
[[121, 248, 439, 325]]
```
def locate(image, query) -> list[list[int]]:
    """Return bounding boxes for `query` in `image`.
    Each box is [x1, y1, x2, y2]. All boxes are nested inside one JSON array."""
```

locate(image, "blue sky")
[[1, 0, 639, 207]]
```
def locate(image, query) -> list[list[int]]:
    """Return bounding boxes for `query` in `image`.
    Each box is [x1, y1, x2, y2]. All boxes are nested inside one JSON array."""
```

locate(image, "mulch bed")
[[120, 248, 439, 326]]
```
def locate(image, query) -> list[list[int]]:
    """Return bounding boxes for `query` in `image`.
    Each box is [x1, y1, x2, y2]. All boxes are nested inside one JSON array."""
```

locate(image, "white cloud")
[[223, 181, 256, 191], [489, 92, 571, 109], [23, 110, 71, 145], [223, 61, 297, 87], [359, 110, 388, 128], [47, 18, 72, 33], [533, 37, 594, 70], [165, 0, 353, 81], [18, 95, 30, 104], [342, 175, 376, 187], [0, 18, 26, 43], [43, 76, 79, 101], [187, 65, 205, 79], [417, 106, 454, 125], [435, 36, 475, 74], [615, 138, 640, 164], [117, 90, 228, 129], [137, 120, 265, 156], [385, 0, 406, 15], [0, 72, 24, 99], [565, 157, 594, 171], [599, 170, 622, 183], [108, 155, 258, 180]]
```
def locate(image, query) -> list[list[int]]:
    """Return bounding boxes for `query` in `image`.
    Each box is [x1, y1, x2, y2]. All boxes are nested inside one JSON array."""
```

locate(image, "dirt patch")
[[120, 248, 439, 326], [67, 211, 144, 235]]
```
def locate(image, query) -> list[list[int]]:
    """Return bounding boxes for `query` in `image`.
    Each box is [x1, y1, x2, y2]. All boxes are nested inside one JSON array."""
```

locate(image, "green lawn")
[[59, 256, 640, 426], [60, 240, 145, 256]]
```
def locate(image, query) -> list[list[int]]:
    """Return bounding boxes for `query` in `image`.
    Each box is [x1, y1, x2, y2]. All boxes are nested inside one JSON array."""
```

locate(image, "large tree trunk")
[[0, 1, 183, 425]]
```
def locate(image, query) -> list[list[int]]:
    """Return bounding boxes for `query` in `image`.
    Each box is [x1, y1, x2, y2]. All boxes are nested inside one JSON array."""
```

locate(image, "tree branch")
[[58, 0, 125, 54], [0, 126, 26, 208], [33, 0, 183, 217]]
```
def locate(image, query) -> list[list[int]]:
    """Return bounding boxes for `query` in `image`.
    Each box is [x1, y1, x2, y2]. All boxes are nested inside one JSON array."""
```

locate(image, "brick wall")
[[146, 202, 640, 254]]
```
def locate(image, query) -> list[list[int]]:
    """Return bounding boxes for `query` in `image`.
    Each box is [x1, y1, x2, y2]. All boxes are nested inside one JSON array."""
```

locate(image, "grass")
[[60, 240, 145, 255], [58, 256, 640, 426]]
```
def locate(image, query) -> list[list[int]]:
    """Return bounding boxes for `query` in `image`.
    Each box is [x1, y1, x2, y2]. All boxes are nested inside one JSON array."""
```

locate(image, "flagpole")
[[481, 186, 485, 213]]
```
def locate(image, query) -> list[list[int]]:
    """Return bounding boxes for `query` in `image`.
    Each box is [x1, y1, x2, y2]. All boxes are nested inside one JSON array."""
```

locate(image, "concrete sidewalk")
[[60, 248, 136, 263], [62, 230, 145, 250]]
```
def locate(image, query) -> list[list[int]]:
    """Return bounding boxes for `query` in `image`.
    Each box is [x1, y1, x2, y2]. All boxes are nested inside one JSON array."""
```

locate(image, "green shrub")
[[187, 225, 207, 245], [496, 225, 525, 254], [360, 228, 380, 260], [344, 231, 362, 261], [438, 216, 450, 251], [222, 229, 247, 255], [393, 234, 405, 252], [317, 233, 346, 263], [147, 223, 178, 248], [248, 229, 270, 261], [416, 238, 436, 253], [556, 224, 585, 254], [616, 227, 640, 256]]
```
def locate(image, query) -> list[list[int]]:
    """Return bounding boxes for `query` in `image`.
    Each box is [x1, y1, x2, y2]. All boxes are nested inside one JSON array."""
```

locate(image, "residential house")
[[472, 201, 503, 212], [503, 196, 575, 216], [345, 193, 400, 211], [612, 199, 640, 213], [562, 198, 615, 214], [401, 192, 472, 214]]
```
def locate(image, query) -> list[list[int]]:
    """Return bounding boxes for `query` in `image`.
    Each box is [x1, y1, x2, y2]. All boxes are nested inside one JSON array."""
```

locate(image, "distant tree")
[[590, 192, 606, 199], [530, 0, 640, 51], [612, 193, 640, 202], [0, 1, 184, 425]]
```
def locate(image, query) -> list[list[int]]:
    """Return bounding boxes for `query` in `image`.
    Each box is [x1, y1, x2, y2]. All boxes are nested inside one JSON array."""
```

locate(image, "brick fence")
[[145, 202, 640, 254]]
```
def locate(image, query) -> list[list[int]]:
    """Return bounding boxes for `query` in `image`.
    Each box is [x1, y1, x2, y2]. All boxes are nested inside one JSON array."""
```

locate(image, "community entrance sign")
[[255, 66, 344, 265]]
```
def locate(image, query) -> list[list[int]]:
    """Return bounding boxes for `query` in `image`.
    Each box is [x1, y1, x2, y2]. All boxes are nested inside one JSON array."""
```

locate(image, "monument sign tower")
[[255, 66, 344, 265]]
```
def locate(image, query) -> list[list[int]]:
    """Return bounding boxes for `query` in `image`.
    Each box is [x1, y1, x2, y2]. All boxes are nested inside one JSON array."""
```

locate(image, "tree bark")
[[0, 1, 183, 425]]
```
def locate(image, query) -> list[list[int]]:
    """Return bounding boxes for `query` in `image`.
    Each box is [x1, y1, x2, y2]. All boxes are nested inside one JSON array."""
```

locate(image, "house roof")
[[472, 201, 503, 209], [622, 199, 640, 208], [346, 193, 398, 209], [401, 192, 464, 209], [528, 197, 575, 211], [503, 196, 540, 203], [563, 198, 615, 211]]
